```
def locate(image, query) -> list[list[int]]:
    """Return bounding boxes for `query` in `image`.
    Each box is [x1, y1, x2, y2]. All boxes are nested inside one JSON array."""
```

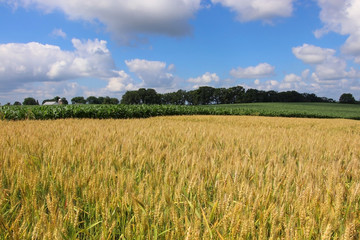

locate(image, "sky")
[[0, 0, 360, 104]]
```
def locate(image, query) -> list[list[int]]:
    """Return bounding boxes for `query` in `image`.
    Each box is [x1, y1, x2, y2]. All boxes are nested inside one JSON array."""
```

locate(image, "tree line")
[[2, 86, 358, 106], [2, 96, 119, 106], [120, 86, 338, 105]]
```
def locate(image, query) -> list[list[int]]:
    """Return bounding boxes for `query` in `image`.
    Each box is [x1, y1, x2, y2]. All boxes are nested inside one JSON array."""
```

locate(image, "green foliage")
[[86, 96, 101, 104], [121, 86, 334, 105], [71, 96, 87, 104], [23, 97, 39, 106], [339, 93, 356, 104], [0, 102, 360, 121], [121, 88, 161, 104], [60, 97, 69, 105]]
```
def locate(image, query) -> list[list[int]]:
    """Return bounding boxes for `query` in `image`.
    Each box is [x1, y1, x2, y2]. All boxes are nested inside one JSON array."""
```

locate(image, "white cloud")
[[284, 73, 301, 83], [0, 39, 184, 100], [211, 0, 294, 22], [125, 59, 176, 89], [230, 63, 275, 79], [292, 44, 360, 82], [7, 0, 202, 43], [301, 69, 310, 79], [0, 38, 121, 95], [51, 28, 67, 38], [188, 72, 219, 84], [292, 44, 335, 64], [0, 81, 88, 104], [105, 70, 136, 92], [316, 0, 360, 58], [312, 57, 348, 81]]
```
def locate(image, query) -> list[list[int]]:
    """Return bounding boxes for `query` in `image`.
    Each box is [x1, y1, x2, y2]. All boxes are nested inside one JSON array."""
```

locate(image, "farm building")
[[43, 101, 58, 106], [43, 99, 64, 105]]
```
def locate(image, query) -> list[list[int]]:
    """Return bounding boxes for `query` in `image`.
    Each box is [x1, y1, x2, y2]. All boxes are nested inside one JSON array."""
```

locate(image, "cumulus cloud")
[[125, 59, 176, 89], [188, 72, 219, 84], [292, 44, 335, 64], [0, 39, 115, 90], [0, 38, 134, 98], [0, 81, 88, 104], [230, 63, 275, 79], [284, 73, 301, 83], [247, 74, 309, 93], [315, 0, 360, 58], [0, 38, 184, 100], [211, 0, 294, 22], [7, 0, 202, 43], [292, 44, 360, 82], [104, 70, 135, 93]]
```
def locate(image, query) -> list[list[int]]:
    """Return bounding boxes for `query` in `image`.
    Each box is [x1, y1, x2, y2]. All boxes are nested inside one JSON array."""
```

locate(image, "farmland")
[[1, 102, 360, 120], [1, 116, 359, 239]]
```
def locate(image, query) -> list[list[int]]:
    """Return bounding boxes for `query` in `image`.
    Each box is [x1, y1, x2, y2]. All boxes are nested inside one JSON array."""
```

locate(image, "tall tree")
[[23, 97, 38, 105], [121, 91, 141, 104], [86, 96, 100, 104], [71, 96, 86, 104], [60, 97, 69, 105], [339, 93, 356, 104]]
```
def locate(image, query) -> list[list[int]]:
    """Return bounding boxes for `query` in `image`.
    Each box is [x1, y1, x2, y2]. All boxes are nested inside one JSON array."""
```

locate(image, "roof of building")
[[43, 101, 59, 105]]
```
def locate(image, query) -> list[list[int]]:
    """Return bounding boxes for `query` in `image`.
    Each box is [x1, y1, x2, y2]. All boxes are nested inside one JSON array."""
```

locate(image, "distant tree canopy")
[[339, 93, 356, 104], [71, 96, 87, 104], [86, 96, 119, 105], [120, 86, 335, 105], [14, 87, 344, 108], [23, 97, 39, 105], [121, 88, 161, 105], [60, 97, 69, 105]]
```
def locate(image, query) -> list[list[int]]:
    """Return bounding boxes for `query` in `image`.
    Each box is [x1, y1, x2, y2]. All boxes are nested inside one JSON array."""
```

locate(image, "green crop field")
[[0, 102, 359, 120], [204, 102, 360, 120]]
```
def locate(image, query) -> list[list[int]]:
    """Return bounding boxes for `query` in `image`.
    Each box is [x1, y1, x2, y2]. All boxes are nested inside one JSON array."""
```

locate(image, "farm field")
[[1, 102, 360, 120], [1, 116, 360, 239], [205, 102, 360, 120]]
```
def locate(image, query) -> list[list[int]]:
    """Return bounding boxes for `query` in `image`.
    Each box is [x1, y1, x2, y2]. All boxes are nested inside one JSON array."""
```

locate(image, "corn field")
[[0, 116, 359, 239]]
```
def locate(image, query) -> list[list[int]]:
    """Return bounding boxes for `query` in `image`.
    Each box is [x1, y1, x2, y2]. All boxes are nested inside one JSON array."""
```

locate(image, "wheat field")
[[0, 116, 359, 239]]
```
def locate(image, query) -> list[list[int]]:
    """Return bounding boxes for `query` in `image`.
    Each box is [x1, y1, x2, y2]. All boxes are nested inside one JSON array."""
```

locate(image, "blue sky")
[[0, 0, 359, 104]]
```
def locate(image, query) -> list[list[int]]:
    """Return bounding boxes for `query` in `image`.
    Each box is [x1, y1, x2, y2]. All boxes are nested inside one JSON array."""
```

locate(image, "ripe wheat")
[[0, 116, 359, 239]]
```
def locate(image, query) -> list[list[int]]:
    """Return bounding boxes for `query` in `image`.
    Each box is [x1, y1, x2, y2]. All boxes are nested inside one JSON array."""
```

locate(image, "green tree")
[[23, 97, 38, 105], [185, 90, 199, 105], [110, 98, 119, 104], [103, 96, 119, 104], [13, 101, 22, 106], [86, 96, 100, 104], [71, 96, 87, 104], [60, 97, 68, 105], [339, 93, 356, 104], [227, 86, 245, 103], [54, 96, 61, 102], [196, 86, 215, 105], [121, 91, 141, 104], [142, 89, 161, 104]]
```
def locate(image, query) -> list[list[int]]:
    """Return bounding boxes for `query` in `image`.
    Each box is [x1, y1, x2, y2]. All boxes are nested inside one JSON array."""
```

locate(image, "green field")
[[204, 102, 360, 119], [1, 102, 359, 120]]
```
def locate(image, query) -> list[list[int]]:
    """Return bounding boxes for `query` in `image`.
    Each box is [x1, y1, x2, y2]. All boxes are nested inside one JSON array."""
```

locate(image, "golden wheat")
[[0, 116, 359, 239]]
